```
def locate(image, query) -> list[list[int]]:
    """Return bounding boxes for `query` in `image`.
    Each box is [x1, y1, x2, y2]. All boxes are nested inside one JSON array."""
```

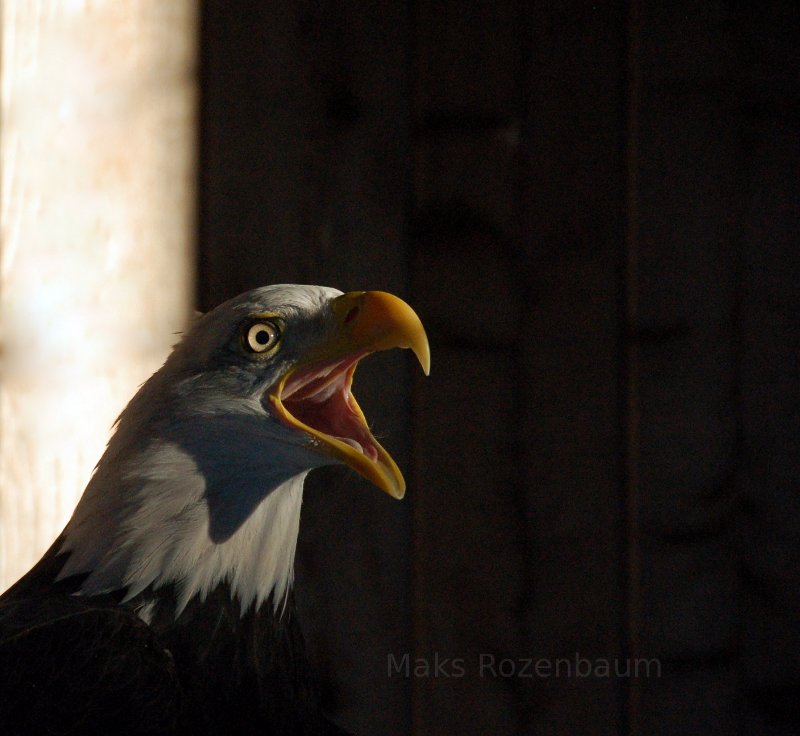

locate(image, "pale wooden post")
[[0, 0, 197, 590]]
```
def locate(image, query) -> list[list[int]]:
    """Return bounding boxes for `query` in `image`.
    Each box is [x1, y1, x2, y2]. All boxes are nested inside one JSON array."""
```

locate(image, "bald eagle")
[[0, 285, 429, 735]]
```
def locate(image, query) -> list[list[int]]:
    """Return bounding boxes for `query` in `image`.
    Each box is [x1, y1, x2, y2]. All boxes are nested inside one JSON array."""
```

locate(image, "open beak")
[[267, 291, 430, 499]]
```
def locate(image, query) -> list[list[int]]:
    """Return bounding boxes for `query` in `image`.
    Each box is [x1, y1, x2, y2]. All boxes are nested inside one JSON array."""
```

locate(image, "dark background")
[[197, 2, 799, 734]]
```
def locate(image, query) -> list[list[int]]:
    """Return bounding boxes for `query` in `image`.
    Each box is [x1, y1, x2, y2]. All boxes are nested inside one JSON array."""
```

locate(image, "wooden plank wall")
[[198, 1, 800, 734]]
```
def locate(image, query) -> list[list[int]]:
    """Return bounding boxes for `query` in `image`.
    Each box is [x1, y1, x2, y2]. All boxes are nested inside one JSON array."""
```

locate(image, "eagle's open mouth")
[[267, 291, 429, 499], [279, 352, 381, 462]]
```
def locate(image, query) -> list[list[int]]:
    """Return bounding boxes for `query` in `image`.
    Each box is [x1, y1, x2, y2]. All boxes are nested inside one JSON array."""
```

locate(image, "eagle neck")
[[59, 438, 308, 619]]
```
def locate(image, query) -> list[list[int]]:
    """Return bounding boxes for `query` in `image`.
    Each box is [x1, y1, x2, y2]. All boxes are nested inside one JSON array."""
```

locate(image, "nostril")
[[344, 306, 359, 324]]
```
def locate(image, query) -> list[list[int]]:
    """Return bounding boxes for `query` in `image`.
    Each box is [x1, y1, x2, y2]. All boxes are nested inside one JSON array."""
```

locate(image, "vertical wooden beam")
[[520, 3, 627, 734], [409, 1, 528, 732], [0, 0, 196, 590], [734, 4, 800, 732], [630, 5, 742, 734]]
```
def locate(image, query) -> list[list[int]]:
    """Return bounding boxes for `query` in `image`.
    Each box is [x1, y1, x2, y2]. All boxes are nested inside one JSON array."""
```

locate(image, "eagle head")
[[56, 285, 429, 615]]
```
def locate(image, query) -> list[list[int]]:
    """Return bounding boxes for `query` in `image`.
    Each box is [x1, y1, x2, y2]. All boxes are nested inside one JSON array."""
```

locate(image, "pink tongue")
[[285, 392, 379, 462], [282, 359, 379, 462]]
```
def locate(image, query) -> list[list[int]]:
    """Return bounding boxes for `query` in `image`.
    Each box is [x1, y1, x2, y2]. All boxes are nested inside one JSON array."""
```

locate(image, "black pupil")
[[255, 328, 271, 345]]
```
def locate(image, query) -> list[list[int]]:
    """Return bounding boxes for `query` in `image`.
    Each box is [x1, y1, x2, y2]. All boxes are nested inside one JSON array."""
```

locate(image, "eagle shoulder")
[[0, 590, 180, 735]]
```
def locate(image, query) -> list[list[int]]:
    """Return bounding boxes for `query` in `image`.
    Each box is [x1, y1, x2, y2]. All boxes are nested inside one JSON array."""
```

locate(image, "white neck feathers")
[[59, 441, 307, 617]]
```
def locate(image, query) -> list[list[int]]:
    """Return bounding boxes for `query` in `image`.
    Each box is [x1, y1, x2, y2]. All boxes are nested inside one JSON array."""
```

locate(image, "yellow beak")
[[268, 291, 429, 499]]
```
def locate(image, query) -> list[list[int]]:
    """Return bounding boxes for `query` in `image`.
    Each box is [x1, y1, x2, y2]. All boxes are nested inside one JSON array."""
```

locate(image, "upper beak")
[[268, 291, 429, 498]]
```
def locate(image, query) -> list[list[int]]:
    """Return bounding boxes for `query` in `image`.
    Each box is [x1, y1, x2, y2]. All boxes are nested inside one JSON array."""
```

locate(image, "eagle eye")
[[244, 321, 281, 354]]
